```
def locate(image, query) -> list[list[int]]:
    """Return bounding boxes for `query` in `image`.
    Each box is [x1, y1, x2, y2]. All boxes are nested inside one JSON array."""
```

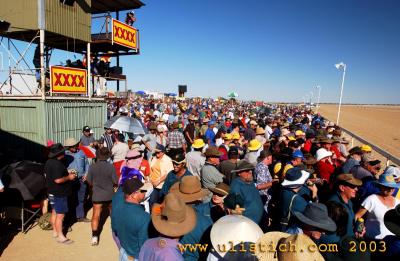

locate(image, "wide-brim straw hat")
[[278, 234, 325, 261], [204, 146, 223, 157], [170, 176, 209, 203], [255, 232, 291, 261], [210, 215, 263, 258], [209, 183, 230, 196], [335, 173, 362, 186], [63, 137, 79, 147], [192, 139, 205, 149], [256, 127, 265, 135], [248, 139, 262, 151], [151, 193, 197, 237], [303, 154, 317, 165]]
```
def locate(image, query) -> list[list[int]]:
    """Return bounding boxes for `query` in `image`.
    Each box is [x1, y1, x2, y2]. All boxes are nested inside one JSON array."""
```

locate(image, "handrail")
[[327, 122, 400, 167]]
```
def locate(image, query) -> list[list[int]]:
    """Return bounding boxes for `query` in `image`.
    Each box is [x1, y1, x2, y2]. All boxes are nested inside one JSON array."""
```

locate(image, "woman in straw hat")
[[139, 193, 196, 261]]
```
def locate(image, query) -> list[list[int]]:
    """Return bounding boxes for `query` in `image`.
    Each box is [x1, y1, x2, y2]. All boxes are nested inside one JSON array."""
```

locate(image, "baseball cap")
[[292, 150, 304, 159], [123, 178, 145, 195], [154, 143, 166, 153], [82, 126, 91, 132]]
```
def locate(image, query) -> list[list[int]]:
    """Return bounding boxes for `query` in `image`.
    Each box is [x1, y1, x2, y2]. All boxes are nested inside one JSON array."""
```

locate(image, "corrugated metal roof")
[[91, 0, 145, 14]]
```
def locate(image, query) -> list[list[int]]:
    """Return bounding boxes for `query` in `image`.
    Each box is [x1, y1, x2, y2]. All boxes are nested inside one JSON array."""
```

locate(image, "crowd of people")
[[40, 97, 400, 260]]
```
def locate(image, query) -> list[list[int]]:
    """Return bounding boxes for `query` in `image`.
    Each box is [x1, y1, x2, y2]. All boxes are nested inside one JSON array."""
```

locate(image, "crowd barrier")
[[337, 125, 400, 167]]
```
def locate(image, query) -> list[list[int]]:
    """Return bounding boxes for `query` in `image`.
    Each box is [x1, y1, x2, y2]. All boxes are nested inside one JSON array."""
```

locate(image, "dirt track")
[[318, 105, 400, 160], [1, 209, 118, 261]]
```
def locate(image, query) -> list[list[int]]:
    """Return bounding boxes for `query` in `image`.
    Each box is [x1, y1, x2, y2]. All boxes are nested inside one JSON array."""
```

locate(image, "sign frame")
[[111, 18, 139, 51], [50, 65, 87, 95]]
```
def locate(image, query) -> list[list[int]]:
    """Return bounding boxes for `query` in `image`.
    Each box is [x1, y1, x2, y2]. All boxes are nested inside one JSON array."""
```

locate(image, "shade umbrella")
[[227, 92, 238, 98], [79, 145, 96, 158], [135, 90, 146, 95], [104, 116, 148, 135], [0, 161, 45, 201]]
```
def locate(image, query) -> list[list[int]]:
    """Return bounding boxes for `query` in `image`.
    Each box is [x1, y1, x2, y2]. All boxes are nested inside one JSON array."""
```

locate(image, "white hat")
[[316, 148, 333, 161], [210, 215, 263, 257], [281, 168, 310, 187], [384, 166, 400, 179]]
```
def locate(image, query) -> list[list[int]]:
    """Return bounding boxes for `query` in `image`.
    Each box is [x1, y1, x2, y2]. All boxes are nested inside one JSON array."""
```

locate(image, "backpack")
[[38, 213, 52, 230]]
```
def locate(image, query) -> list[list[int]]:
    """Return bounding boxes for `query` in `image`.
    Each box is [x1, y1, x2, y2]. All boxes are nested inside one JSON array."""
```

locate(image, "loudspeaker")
[[60, 0, 75, 6], [0, 20, 10, 33], [178, 85, 187, 93]]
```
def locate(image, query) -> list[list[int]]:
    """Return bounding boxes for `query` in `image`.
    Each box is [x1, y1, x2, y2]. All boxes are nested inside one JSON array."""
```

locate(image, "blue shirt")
[[160, 169, 193, 197], [230, 177, 264, 224], [328, 192, 355, 238], [180, 207, 213, 261], [113, 198, 150, 258], [205, 128, 216, 146], [280, 188, 309, 230], [111, 188, 124, 235], [64, 150, 89, 178]]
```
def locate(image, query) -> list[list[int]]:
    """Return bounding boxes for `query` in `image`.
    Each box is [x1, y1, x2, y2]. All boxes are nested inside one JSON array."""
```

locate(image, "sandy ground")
[[1, 209, 118, 261], [318, 105, 400, 161]]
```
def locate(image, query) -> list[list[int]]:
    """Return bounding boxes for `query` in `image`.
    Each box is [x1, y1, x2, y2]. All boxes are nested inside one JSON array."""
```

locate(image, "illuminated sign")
[[112, 19, 139, 50], [50, 66, 87, 94]]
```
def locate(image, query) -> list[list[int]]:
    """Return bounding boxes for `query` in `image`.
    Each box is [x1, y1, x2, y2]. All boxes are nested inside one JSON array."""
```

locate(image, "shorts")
[[48, 194, 68, 214], [92, 200, 112, 205]]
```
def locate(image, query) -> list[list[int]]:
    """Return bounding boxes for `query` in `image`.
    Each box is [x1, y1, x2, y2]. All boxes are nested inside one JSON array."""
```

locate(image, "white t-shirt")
[[362, 194, 400, 239], [111, 142, 129, 162]]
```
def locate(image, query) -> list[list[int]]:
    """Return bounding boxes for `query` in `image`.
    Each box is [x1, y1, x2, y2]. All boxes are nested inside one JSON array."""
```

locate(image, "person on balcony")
[[125, 11, 136, 26]]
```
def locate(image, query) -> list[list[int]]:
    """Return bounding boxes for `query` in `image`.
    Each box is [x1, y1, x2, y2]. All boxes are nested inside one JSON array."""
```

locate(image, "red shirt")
[[303, 139, 312, 153], [316, 160, 335, 182], [140, 159, 151, 176]]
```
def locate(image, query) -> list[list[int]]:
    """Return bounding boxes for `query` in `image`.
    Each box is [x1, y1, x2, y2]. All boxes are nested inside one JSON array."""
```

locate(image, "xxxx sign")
[[112, 19, 139, 50], [50, 66, 87, 94]]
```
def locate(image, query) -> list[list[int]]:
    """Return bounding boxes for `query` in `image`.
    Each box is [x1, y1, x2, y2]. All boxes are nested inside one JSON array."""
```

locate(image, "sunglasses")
[[345, 184, 358, 189]]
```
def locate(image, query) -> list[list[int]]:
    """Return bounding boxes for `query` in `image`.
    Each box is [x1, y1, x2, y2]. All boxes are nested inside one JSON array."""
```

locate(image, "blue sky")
[[3, 0, 400, 103], [125, 0, 400, 103]]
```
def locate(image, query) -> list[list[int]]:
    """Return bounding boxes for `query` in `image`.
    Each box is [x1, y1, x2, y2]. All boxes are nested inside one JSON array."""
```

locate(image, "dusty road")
[[318, 105, 400, 160]]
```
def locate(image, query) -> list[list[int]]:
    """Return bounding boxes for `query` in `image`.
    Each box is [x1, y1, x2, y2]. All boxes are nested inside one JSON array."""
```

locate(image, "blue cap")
[[208, 121, 216, 126], [154, 143, 166, 153], [292, 150, 304, 159]]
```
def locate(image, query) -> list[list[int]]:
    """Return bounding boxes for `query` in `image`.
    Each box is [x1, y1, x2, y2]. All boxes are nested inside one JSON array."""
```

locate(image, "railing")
[[333, 124, 400, 167]]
